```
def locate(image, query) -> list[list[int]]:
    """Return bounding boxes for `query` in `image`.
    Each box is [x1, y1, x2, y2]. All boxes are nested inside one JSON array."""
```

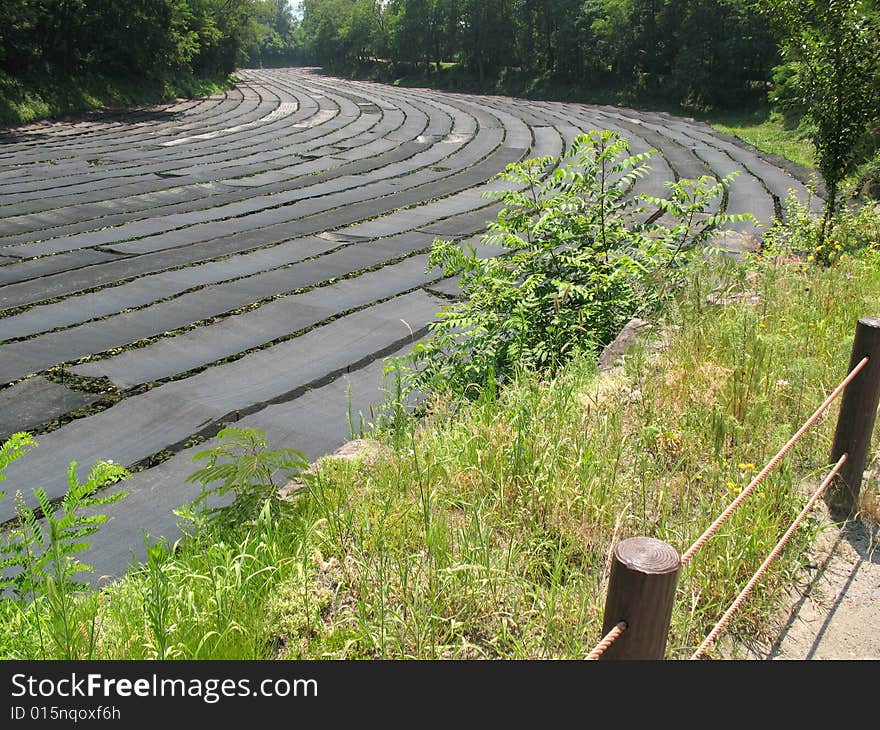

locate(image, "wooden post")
[[599, 537, 681, 660], [828, 317, 880, 517]]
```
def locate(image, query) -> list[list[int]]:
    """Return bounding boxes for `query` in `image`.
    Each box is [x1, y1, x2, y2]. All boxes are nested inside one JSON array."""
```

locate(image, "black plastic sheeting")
[[76, 343, 416, 581], [0, 291, 443, 523], [0, 67, 818, 574], [0, 377, 100, 440]]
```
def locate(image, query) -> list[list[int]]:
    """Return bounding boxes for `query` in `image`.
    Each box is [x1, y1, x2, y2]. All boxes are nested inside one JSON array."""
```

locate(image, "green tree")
[[761, 0, 880, 244], [0, 1, 45, 73], [460, 0, 514, 83], [395, 131, 746, 397], [301, 0, 382, 68], [669, 0, 778, 107], [186, 0, 257, 75], [81, 0, 198, 79], [249, 0, 302, 66], [387, 0, 454, 71]]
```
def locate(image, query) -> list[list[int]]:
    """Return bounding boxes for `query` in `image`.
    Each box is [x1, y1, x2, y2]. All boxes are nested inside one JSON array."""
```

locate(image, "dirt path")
[[768, 519, 880, 659], [739, 514, 880, 660]]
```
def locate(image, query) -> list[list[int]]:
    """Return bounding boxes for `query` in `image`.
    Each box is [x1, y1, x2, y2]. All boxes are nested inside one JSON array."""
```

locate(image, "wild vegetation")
[[301, 0, 778, 108], [3, 2, 878, 208], [0, 0, 301, 123], [759, 0, 880, 238], [297, 0, 880, 201], [1, 132, 878, 657], [395, 130, 747, 397], [2, 0, 879, 662]]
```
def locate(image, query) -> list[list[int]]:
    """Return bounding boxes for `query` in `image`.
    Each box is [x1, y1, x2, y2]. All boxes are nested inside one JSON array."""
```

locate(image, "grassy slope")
[[4, 249, 878, 660], [0, 71, 234, 127], [703, 109, 815, 170]]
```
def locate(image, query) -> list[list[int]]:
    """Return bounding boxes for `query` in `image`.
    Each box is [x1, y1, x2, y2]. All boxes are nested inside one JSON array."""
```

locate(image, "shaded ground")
[[741, 517, 880, 660]]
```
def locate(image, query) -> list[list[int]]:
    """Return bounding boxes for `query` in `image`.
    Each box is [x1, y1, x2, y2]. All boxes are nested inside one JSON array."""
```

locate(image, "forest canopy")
[[3, 1, 877, 113], [299, 0, 782, 108], [0, 0, 788, 106], [0, 0, 302, 81]]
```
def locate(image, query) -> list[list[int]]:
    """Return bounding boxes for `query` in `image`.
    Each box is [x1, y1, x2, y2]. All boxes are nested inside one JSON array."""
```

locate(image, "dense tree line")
[[3, 0, 877, 197], [298, 0, 879, 200], [0, 1, 302, 81], [299, 0, 782, 107], [4, 1, 874, 116]]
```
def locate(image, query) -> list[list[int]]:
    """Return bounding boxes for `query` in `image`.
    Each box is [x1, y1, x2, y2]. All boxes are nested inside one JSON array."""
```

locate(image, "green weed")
[[2, 225, 878, 660], [392, 130, 748, 399], [0, 437, 128, 659]]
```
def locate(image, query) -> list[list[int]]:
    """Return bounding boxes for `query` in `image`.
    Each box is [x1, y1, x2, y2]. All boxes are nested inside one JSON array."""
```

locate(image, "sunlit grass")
[[704, 108, 815, 170], [5, 246, 878, 659]]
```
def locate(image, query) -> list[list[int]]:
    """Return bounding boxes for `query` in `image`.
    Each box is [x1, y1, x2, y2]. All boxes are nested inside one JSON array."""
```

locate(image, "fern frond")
[[0, 432, 36, 480]]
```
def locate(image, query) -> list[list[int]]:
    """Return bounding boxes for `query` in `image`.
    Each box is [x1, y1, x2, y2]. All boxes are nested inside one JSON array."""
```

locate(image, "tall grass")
[[2, 249, 878, 659], [705, 109, 816, 170]]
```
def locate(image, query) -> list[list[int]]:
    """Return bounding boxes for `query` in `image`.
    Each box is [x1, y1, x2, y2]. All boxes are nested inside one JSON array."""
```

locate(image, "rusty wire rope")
[[585, 621, 627, 660], [690, 453, 848, 660], [680, 356, 869, 566], [586, 358, 867, 661]]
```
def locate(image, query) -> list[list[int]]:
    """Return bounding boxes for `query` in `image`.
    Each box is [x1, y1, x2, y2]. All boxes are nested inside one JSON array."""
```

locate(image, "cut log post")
[[828, 317, 880, 517], [599, 537, 681, 660]]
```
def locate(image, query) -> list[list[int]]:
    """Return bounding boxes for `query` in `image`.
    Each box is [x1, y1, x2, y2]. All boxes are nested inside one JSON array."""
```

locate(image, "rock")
[[278, 439, 390, 500], [277, 480, 307, 501], [712, 230, 761, 256], [597, 318, 649, 373], [324, 439, 389, 467]]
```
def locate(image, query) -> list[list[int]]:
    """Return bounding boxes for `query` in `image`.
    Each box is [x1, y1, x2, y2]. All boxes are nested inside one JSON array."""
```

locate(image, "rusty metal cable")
[[680, 356, 869, 566], [690, 453, 848, 660], [585, 621, 627, 660]]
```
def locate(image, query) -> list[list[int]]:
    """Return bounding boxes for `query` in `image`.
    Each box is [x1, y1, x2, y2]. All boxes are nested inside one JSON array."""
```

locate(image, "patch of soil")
[[737, 516, 880, 660]]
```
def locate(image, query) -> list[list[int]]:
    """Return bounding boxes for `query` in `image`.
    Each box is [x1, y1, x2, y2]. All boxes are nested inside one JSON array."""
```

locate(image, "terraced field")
[[0, 68, 819, 578]]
